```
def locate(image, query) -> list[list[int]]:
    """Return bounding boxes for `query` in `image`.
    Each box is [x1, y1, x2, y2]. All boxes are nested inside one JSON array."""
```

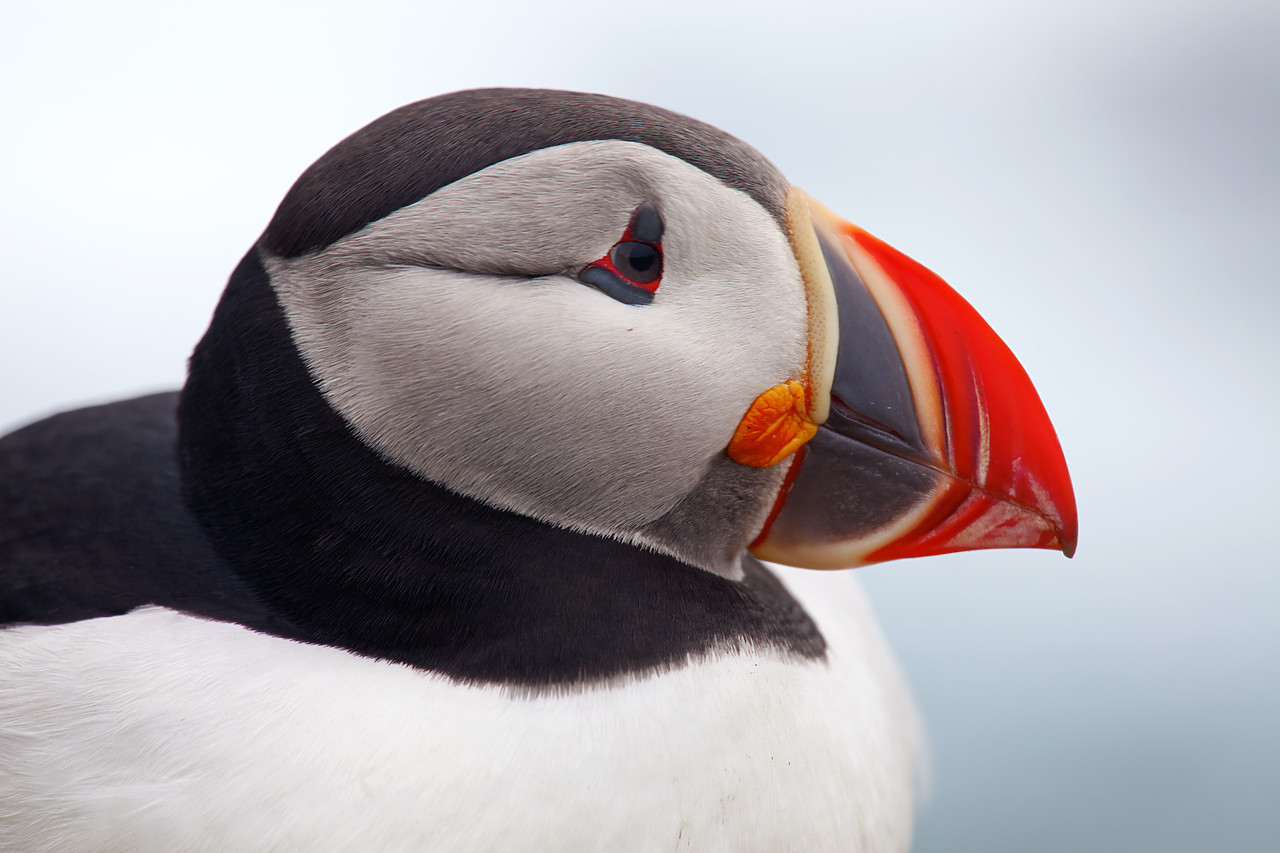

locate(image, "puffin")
[[0, 89, 1076, 852]]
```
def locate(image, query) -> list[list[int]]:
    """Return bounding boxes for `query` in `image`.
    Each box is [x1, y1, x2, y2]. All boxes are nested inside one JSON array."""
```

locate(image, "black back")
[[0, 392, 298, 637]]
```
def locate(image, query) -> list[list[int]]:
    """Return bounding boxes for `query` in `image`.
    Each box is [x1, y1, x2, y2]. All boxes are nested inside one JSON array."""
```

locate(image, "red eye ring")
[[595, 240, 662, 290], [577, 203, 665, 306]]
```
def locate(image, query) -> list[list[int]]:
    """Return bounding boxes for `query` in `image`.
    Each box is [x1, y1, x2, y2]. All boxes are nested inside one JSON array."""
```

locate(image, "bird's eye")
[[578, 203, 664, 306], [609, 242, 661, 284]]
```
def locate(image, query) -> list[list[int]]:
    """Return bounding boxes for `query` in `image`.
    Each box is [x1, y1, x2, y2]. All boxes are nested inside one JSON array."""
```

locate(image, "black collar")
[[176, 249, 824, 686]]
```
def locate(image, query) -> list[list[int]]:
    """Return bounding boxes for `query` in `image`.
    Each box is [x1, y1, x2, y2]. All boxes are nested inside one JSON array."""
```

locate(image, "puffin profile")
[[0, 89, 1076, 852]]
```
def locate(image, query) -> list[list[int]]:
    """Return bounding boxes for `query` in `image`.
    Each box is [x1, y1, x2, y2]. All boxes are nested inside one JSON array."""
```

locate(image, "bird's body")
[[0, 89, 1075, 851], [0, 392, 916, 852], [0, 579, 913, 853]]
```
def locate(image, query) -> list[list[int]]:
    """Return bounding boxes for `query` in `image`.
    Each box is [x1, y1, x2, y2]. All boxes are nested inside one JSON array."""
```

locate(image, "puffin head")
[[181, 88, 1075, 602]]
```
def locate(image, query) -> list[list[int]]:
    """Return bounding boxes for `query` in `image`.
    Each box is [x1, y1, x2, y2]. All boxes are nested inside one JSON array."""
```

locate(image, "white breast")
[[0, 567, 918, 853]]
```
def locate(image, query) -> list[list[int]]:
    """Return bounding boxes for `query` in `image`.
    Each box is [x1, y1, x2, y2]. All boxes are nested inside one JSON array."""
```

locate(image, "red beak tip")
[[1060, 530, 1078, 559]]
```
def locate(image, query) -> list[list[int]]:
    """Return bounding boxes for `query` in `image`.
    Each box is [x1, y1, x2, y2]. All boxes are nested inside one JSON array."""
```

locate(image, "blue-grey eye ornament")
[[578, 202, 664, 305]]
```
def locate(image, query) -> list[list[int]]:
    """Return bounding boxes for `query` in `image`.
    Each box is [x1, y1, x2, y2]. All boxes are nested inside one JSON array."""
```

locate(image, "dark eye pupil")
[[609, 241, 661, 284]]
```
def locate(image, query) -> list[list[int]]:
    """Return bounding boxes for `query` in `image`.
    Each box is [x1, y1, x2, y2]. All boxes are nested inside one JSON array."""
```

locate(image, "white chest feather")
[[0, 569, 918, 853]]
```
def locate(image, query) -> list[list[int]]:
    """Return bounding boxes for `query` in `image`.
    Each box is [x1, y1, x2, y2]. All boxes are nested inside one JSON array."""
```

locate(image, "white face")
[[265, 140, 807, 554]]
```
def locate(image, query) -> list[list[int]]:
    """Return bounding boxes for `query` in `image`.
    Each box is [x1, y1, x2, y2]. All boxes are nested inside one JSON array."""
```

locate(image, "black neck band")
[[178, 250, 824, 686]]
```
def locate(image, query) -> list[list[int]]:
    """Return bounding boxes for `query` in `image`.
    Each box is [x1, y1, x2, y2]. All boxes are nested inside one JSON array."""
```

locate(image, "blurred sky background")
[[2, 1, 1277, 850]]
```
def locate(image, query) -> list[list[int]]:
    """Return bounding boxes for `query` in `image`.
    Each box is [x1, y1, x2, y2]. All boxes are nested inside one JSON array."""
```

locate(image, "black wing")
[[0, 392, 296, 635]]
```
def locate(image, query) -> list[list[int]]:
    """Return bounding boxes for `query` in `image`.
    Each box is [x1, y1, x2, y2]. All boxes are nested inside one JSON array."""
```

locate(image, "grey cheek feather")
[[265, 141, 808, 575], [637, 455, 793, 580]]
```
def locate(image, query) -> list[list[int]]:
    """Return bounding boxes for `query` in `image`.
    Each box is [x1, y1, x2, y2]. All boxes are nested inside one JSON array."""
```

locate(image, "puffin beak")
[[742, 190, 1077, 569]]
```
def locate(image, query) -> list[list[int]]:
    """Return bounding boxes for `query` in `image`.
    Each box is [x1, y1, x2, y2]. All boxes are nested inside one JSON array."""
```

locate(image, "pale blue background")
[[3, 2, 1277, 849]]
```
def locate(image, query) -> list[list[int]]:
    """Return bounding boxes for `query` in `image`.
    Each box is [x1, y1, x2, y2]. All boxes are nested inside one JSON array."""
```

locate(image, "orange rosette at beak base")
[[727, 381, 819, 469]]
